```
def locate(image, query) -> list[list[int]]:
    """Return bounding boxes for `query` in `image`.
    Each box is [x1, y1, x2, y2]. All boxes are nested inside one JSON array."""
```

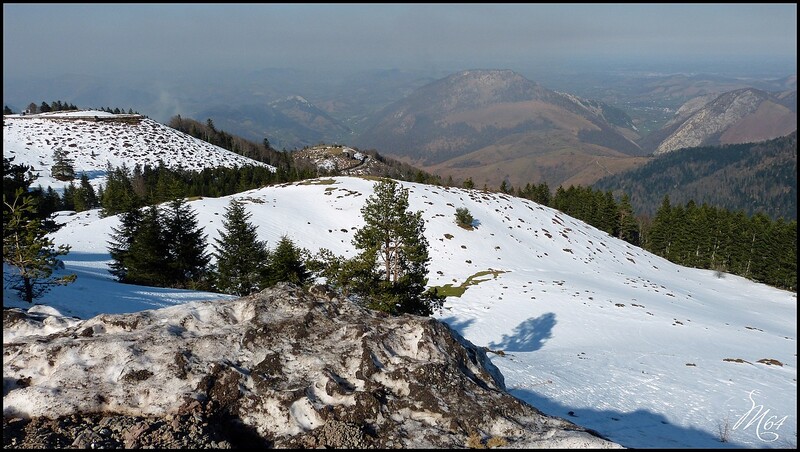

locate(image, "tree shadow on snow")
[[437, 316, 475, 337], [489, 312, 555, 352], [510, 388, 750, 449]]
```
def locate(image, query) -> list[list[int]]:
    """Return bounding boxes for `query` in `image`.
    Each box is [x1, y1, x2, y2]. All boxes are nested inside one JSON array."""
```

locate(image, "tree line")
[[3, 101, 143, 116], [480, 177, 796, 291], [106, 197, 311, 293], [32, 161, 318, 219], [645, 196, 796, 290], [4, 100, 79, 115], [168, 115, 298, 168], [593, 132, 797, 221]]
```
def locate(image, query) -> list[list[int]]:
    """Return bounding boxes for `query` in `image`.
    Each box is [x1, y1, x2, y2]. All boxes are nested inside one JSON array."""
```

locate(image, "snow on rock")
[[2, 283, 621, 448]]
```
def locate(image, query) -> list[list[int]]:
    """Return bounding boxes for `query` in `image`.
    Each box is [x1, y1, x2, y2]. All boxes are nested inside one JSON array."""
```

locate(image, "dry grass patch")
[[434, 269, 507, 298], [299, 178, 337, 185], [756, 358, 783, 366], [466, 431, 508, 449], [723, 358, 752, 365]]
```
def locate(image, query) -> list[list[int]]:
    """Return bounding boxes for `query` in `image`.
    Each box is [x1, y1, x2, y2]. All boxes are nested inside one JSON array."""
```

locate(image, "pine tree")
[[100, 163, 140, 217], [213, 199, 270, 296], [51, 148, 76, 181], [648, 195, 674, 257], [40, 186, 63, 217], [77, 174, 99, 210], [122, 206, 168, 286], [455, 207, 474, 229], [3, 191, 76, 302], [3, 157, 37, 219], [266, 235, 309, 287], [62, 181, 76, 211], [107, 206, 144, 282], [617, 193, 639, 245], [533, 182, 550, 206], [161, 197, 210, 289], [604, 191, 620, 235], [72, 182, 88, 212], [352, 179, 442, 315], [773, 219, 797, 290], [3, 105, 12, 115], [462, 177, 475, 189]]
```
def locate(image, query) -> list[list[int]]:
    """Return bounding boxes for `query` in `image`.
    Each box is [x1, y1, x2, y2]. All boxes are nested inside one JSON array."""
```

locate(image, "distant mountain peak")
[[284, 95, 311, 104], [452, 68, 525, 80], [654, 87, 796, 154], [355, 69, 643, 188]]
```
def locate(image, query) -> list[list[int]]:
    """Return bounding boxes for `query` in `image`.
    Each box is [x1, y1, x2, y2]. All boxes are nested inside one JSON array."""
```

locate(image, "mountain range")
[[7, 103, 796, 225], [5, 68, 796, 194], [352, 70, 796, 189]]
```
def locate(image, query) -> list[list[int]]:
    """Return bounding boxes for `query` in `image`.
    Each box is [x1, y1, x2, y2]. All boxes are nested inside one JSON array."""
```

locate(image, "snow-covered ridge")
[[3, 110, 275, 193], [3, 176, 796, 448]]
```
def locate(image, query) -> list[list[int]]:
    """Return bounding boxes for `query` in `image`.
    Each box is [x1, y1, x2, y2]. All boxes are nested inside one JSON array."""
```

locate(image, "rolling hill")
[[192, 96, 353, 152], [354, 69, 648, 189], [4, 176, 796, 448], [2, 110, 274, 193]]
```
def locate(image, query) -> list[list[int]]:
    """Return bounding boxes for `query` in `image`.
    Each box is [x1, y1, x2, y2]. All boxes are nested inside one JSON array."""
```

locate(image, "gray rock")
[[3, 283, 622, 448]]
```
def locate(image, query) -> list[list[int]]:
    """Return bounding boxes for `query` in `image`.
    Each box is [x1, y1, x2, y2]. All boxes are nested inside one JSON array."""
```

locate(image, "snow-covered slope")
[[3, 176, 796, 448], [3, 110, 274, 193]]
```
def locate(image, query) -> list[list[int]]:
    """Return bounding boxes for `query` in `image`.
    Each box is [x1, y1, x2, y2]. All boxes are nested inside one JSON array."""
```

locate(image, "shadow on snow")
[[510, 387, 751, 449], [437, 316, 476, 337], [489, 312, 556, 352]]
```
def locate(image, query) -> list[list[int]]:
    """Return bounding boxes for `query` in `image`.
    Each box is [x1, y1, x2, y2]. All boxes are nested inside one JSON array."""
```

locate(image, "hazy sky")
[[3, 3, 797, 79]]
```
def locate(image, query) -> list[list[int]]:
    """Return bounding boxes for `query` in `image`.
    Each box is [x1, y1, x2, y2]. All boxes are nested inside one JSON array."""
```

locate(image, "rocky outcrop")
[[654, 88, 797, 154], [3, 284, 621, 448]]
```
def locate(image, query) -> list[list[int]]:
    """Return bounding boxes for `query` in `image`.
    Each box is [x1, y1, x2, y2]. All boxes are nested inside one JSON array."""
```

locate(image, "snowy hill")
[[2, 110, 274, 193], [3, 176, 797, 448]]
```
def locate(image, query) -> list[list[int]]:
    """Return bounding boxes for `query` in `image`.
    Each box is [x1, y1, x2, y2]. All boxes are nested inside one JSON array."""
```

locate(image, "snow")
[[3, 110, 274, 195], [3, 176, 796, 448]]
